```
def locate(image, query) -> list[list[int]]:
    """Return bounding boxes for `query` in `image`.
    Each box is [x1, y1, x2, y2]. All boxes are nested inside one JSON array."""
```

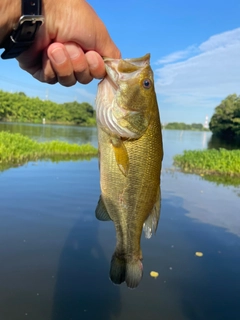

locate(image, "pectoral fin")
[[95, 195, 112, 221], [111, 137, 129, 176], [143, 185, 161, 239]]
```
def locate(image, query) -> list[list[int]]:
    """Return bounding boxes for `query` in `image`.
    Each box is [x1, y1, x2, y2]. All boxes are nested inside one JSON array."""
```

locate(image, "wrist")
[[1, 0, 44, 59], [0, 0, 21, 45]]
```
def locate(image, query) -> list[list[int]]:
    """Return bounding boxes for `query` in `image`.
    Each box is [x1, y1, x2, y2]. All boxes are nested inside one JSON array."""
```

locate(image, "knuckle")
[[58, 76, 77, 87]]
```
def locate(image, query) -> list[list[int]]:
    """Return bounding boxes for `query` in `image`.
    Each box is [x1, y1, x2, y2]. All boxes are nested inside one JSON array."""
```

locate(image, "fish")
[[95, 53, 163, 288]]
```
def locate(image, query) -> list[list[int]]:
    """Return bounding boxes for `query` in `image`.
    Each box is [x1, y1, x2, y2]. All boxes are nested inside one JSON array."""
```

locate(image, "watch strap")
[[22, 0, 42, 14], [1, 0, 44, 59]]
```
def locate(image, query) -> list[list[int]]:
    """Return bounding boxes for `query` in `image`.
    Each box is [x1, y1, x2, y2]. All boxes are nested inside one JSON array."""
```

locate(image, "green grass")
[[0, 131, 98, 167], [173, 148, 240, 177]]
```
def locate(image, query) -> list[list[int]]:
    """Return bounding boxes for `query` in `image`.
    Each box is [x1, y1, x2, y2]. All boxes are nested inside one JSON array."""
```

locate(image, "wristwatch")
[[1, 0, 44, 59]]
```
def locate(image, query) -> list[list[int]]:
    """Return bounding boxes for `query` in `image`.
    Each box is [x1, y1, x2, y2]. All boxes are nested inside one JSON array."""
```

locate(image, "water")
[[0, 123, 239, 320], [0, 122, 98, 147]]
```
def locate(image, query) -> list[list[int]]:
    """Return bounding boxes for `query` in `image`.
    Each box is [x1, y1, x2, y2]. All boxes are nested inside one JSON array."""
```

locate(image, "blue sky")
[[1, 0, 240, 124]]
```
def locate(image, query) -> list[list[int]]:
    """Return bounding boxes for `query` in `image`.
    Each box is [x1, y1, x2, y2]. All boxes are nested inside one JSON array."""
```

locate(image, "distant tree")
[[18, 92, 26, 97], [63, 101, 96, 125], [164, 122, 204, 131], [209, 94, 240, 138], [0, 90, 96, 125], [191, 123, 204, 130]]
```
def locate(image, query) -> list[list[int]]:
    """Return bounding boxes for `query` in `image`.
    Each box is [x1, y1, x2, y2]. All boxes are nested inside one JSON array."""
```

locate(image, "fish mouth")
[[103, 53, 150, 89], [103, 60, 119, 91]]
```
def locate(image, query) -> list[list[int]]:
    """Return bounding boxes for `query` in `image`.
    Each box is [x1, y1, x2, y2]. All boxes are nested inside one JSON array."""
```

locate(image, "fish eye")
[[142, 78, 152, 89]]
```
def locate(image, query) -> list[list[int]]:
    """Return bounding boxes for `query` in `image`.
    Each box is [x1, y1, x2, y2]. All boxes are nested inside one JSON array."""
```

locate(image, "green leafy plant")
[[0, 132, 98, 168], [173, 148, 240, 177]]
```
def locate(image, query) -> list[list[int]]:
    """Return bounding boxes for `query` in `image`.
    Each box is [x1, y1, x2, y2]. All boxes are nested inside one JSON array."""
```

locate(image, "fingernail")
[[65, 43, 80, 59], [51, 48, 66, 64]]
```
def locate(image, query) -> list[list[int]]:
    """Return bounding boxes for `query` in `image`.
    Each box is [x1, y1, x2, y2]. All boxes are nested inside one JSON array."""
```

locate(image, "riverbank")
[[0, 119, 96, 127], [0, 132, 98, 168], [173, 148, 240, 177]]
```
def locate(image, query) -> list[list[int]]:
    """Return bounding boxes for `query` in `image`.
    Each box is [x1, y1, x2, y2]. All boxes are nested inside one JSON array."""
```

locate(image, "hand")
[[46, 43, 109, 86], [1, 0, 121, 86]]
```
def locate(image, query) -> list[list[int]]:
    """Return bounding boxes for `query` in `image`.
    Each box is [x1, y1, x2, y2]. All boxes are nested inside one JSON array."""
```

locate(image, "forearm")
[[0, 0, 21, 45]]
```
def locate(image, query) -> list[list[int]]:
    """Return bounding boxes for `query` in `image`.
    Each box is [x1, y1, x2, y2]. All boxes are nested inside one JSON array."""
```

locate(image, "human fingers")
[[47, 43, 78, 86], [85, 51, 106, 79], [48, 42, 96, 85], [49, 43, 106, 84], [38, 49, 58, 84], [64, 43, 93, 84]]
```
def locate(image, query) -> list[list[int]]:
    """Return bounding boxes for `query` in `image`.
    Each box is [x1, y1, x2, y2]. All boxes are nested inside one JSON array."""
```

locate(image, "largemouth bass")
[[95, 54, 163, 288]]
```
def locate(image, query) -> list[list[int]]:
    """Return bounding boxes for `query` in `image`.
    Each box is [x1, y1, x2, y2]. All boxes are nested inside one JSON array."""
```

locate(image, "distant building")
[[203, 115, 209, 129]]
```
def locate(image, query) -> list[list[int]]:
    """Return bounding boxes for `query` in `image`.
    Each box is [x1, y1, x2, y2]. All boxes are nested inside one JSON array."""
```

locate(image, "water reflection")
[[50, 159, 121, 319], [0, 122, 98, 147], [0, 124, 240, 319], [208, 134, 240, 150], [0, 156, 97, 173], [52, 216, 120, 320], [159, 185, 240, 320], [200, 173, 240, 188], [163, 171, 240, 237], [162, 130, 211, 150], [201, 131, 208, 149], [95, 186, 162, 289]]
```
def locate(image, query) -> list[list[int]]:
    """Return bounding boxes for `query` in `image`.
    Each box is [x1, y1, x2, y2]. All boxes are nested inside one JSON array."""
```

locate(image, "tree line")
[[209, 94, 240, 139], [0, 90, 96, 126], [163, 122, 206, 131], [1, 90, 239, 137], [164, 93, 240, 140]]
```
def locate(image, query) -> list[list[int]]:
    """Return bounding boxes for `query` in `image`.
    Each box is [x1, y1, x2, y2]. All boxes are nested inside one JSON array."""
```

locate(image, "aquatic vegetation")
[[0, 131, 98, 168], [174, 148, 240, 176]]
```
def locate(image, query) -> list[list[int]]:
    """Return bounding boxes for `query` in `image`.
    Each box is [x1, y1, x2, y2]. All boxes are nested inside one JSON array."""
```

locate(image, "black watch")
[[1, 0, 44, 59]]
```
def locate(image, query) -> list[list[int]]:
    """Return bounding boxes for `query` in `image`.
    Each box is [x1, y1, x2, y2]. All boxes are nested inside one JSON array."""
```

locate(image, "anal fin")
[[143, 185, 161, 239]]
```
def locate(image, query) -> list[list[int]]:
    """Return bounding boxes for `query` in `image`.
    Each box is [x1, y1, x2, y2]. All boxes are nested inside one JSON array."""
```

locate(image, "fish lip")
[[103, 53, 151, 89], [103, 53, 150, 65], [104, 62, 119, 91]]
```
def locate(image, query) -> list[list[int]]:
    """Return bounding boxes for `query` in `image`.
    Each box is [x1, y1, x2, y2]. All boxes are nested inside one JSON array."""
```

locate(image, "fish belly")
[[97, 110, 163, 288]]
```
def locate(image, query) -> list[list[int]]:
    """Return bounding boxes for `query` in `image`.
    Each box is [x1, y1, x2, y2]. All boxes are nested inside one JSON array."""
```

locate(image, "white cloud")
[[199, 28, 240, 52], [154, 28, 240, 116], [156, 45, 197, 65]]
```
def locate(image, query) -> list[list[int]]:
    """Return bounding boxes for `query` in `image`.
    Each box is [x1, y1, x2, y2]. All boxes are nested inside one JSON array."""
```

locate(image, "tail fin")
[[110, 254, 143, 289], [110, 255, 126, 285], [125, 260, 143, 288]]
